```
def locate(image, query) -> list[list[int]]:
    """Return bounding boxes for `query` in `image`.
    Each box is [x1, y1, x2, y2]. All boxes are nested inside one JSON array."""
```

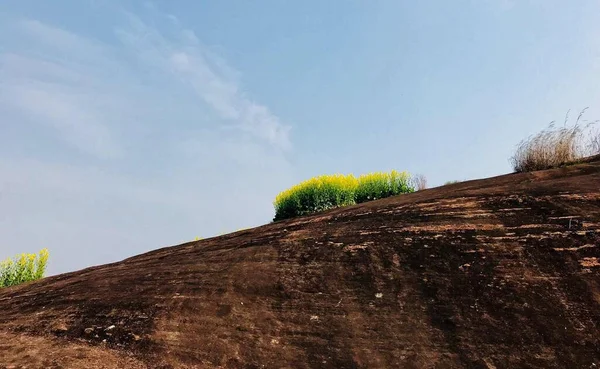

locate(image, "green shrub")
[[274, 174, 358, 220], [0, 248, 49, 288], [444, 180, 461, 185], [273, 170, 414, 221], [355, 170, 412, 203]]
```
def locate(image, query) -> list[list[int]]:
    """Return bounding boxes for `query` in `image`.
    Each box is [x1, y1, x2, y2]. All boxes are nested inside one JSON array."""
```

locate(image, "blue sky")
[[1, 0, 599, 275]]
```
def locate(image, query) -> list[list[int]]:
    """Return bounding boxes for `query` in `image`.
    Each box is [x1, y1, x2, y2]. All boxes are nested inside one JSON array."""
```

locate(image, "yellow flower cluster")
[[274, 173, 359, 207], [273, 170, 414, 221], [0, 248, 49, 288]]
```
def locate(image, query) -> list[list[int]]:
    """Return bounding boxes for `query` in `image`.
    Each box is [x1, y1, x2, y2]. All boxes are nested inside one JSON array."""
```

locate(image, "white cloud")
[[1, 11, 291, 157], [0, 9, 295, 275], [20, 19, 101, 53], [0, 25, 124, 159], [116, 12, 291, 149], [1, 79, 121, 159]]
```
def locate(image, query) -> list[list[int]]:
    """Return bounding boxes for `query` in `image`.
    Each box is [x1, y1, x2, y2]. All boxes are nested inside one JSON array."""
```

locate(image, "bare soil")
[[1, 157, 600, 368]]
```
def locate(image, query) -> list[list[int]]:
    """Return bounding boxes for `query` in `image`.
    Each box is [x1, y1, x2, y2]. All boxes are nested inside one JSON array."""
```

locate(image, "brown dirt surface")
[[2, 156, 600, 368]]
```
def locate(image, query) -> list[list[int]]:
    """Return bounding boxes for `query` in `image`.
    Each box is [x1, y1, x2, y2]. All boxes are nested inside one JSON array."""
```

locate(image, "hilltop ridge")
[[1, 157, 600, 368]]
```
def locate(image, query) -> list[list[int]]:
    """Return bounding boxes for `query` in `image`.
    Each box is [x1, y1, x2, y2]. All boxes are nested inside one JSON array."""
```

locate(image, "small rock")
[[52, 323, 68, 334], [375, 293, 383, 299], [310, 315, 319, 321], [105, 325, 116, 331], [84, 327, 94, 335]]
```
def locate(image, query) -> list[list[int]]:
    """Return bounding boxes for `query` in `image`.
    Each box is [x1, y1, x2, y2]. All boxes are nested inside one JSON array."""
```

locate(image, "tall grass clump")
[[411, 174, 428, 191], [592, 126, 600, 154], [273, 170, 414, 221], [0, 248, 49, 288], [511, 108, 599, 172]]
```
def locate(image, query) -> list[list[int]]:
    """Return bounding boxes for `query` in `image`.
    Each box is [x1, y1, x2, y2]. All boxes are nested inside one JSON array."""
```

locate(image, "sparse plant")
[[591, 126, 600, 154], [511, 108, 600, 173], [0, 248, 49, 288], [444, 180, 461, 185], [273, 170, 414, 221], [411, 174, 428, 191]]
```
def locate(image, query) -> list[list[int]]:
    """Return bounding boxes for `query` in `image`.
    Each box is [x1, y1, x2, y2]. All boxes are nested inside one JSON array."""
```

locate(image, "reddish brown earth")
[[1, 158, 600, 369]]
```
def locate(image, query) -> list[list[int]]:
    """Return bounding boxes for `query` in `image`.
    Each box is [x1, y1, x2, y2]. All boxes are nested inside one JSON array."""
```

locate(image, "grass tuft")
[[511, 108, 599, 173], [411, 174, 428, 191]]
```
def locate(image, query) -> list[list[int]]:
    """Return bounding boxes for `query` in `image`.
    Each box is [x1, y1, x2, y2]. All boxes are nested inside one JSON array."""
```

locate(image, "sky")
[[1, 0, 599, 275]]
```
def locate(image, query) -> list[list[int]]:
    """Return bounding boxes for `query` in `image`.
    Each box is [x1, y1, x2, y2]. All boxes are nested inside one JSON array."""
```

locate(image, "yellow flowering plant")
[[0, 248, 49, 288], [273, 170, 414, 221], [355, 170, 412, 203], [34, 248, 49, 280]]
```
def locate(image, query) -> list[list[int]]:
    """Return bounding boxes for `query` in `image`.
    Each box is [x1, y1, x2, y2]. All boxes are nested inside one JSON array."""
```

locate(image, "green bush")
[[273, 170, 413, 221], [274, 174, 358, 220], [0, 248, 49, 288], [355, 171, 412, 203]]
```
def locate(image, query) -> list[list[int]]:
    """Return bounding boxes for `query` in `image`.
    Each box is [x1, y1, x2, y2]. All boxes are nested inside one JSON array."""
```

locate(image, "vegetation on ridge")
[[273, 170, 414, 221], [0, 248, 49, 288], [511, 108, 600, 172]]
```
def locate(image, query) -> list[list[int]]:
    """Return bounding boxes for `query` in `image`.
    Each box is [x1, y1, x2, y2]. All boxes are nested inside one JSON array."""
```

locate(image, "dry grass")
[[592, 127, 600, 154], [412, 174, 428, 191], [511, 108, 599, 173]]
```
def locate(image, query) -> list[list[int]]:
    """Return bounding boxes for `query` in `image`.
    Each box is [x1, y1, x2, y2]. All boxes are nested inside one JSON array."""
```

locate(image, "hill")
[[1, 157, 600, 369]]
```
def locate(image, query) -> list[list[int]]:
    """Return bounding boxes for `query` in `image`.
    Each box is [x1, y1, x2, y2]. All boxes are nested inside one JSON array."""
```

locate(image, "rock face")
[[1, 157, 600, 369]]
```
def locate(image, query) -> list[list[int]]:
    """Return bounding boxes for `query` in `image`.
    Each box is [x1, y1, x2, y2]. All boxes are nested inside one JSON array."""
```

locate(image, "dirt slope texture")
[[2, 158, 600, 369]]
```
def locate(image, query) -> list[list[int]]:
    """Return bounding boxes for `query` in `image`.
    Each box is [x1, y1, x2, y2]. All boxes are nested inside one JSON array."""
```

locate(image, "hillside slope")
[[1, 158, 600, 369]]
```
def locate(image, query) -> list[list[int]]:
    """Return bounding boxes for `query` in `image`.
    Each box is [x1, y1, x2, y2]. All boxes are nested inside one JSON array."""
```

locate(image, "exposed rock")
[[1, 156, 600, 368], [51, 323, 68, 334]]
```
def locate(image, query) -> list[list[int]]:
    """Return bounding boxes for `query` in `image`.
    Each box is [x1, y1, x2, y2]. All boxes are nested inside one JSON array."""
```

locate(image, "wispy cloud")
[[0, 11, 291, 158], [0, 75, 121, 159], [19, 19, 106, 58], [0, 7, 294, 275], [116, 12, 291, 149], [0, 21, 124, 159]]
